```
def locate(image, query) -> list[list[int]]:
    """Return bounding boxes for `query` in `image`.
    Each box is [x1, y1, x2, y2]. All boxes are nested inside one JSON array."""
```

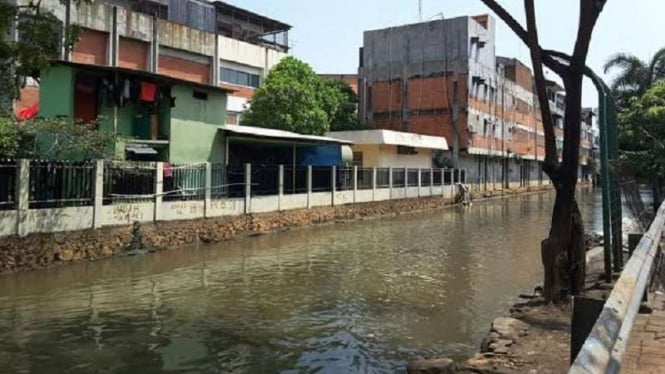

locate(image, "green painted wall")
[[97, 102, 136, 136], [39, 65, 74, 117], [169, 85, 227, 163], [38, 67, 225, 163]]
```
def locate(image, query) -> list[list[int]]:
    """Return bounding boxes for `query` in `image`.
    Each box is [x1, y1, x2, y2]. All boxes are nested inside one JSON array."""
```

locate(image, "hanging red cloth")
[[17, 103, 39, 121], [140, 82, 157, 102]]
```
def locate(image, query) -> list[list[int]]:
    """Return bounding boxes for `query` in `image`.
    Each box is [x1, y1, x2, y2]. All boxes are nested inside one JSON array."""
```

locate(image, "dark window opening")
[[397, 146, 417, 155], [220, 67, 260, 88], [193, 91, 208, 100]]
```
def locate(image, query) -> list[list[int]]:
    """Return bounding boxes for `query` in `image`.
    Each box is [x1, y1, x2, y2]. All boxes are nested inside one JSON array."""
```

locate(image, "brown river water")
[[0, 189, 601, 373]]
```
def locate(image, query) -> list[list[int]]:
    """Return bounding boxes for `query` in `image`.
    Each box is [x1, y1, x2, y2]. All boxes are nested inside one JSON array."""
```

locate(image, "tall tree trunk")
[[480, 0, 605, 303], [541, 182, 585, 302], [541, 72, 587, 302]]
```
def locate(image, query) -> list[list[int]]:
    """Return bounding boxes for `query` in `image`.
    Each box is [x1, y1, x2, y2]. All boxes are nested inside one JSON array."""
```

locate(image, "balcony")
[[549, 101, 565, 118]]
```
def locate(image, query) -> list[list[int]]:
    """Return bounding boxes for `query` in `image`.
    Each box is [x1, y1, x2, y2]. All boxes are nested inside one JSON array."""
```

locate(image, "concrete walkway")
[[623, 293, 665, 374]]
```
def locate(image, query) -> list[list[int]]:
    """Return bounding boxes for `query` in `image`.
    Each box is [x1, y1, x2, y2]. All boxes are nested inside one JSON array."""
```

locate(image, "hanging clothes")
[[17, 103, 39, 121], [140, 82, 157, 102], [120, 79, 131, 106]]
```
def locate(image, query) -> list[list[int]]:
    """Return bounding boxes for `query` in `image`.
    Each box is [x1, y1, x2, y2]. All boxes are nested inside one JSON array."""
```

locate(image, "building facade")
[[358, 14, 592, 187], [12, 0, 290, 124]]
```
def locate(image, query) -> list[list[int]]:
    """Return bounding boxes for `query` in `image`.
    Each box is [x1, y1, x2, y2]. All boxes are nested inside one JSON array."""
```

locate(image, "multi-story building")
[[13, 0, 290, 124], [358, 14, 592, 187]]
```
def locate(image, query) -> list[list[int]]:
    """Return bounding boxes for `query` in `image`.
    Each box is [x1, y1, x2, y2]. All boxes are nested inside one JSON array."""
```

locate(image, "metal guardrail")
[[569, 202, 665, 374]]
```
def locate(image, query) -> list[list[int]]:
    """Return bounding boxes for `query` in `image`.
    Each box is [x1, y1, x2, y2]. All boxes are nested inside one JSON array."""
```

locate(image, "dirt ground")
[[457, 246, 611, 374]]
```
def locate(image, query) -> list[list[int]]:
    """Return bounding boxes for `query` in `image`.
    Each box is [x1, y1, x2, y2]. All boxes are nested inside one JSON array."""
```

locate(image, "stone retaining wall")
[[0, 185, 552, 274]]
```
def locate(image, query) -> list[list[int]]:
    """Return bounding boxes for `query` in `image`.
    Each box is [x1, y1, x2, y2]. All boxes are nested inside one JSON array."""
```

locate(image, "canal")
[[0, 189, 601, 373]]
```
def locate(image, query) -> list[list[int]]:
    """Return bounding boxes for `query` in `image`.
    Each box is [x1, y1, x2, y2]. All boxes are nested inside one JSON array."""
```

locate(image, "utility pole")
[[418, 0, 423, 21]]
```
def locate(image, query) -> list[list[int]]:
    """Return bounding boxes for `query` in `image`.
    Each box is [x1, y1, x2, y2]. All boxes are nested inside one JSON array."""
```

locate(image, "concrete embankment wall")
[[0, 185, 552, 274]]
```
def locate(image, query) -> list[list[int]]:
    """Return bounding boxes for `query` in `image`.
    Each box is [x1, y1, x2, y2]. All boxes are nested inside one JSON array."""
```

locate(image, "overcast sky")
[[225, 0, 662, 107]]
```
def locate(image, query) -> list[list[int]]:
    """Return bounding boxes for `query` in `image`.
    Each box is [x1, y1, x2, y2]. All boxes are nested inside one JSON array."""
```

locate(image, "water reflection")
[[0, 188, 599, 373]]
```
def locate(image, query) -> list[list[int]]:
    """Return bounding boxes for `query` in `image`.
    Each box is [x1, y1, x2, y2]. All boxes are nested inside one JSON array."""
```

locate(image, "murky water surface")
[[0, 189, 600, 373]]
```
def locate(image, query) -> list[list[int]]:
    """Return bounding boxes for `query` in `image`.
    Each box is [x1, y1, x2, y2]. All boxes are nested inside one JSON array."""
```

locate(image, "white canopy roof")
[[219, 124, 352, 145], [327, 129, 448, 150]]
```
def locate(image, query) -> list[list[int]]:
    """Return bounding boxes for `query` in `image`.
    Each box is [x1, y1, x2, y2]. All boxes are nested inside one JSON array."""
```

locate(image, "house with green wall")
[[39, 62, 233, 163]]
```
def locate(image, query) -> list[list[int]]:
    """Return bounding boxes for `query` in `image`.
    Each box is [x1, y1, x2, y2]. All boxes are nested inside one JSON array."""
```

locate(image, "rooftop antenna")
[[418, 0, 423, 21]]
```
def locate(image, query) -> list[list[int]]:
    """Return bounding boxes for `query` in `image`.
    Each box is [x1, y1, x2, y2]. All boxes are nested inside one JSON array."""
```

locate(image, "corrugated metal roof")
[[219, 125, 353, 145], [327, 130, 448, 150]]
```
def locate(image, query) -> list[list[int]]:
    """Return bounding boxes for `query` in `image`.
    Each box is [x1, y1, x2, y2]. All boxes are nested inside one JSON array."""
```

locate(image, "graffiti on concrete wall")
[[168, 202, 204, 218], [111, 204, 145, 224]]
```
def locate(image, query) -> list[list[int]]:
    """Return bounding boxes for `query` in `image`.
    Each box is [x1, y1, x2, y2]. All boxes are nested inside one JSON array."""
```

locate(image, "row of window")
[[220, 67, 261, 88]]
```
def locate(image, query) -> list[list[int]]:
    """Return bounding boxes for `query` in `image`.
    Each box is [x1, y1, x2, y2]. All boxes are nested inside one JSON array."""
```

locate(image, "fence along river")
[[0, 189, 601, 373]]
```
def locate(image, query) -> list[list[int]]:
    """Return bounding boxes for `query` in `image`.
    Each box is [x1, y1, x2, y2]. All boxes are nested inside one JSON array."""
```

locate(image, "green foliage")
[[0, 116, 20, 157], [322, 79, 365, 131], [241, 57, 361, 135], [604, 48, 665, 108], [0, 115, 118, 160], [0, 1, 86, 111], [617, 80, 665, 179]]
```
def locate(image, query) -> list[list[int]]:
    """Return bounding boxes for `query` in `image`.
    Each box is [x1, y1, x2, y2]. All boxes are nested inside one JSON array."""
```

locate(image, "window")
[[193, 91, 208, 100], [226, 111, 242, 125], [352, 152, 363, 166], [397, 146, 416, 155], [220, 67, 260, 88]]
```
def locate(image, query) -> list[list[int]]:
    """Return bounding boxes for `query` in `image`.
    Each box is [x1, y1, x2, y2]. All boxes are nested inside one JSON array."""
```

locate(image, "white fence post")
[[93, 160, 104, 228], [404, 169, 408, 197], [372, 167, 377, 201], [430, 168, 434, 196], [154, 162, 163, 221], [204, 162, 211, 218], [278, 164, 284, 211], [244, 163, 251, 214], [388, 167, 393, 199], [307, 165, 312, 209], [331, 165, 336, 206], [16, 159, 29, 237], [353, 165, 358, 203], [442, 168, 446, 198]]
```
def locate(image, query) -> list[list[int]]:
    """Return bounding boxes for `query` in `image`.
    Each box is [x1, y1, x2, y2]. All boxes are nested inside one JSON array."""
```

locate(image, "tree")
[[0, 115, 118, 160], [242, 57, 363, 135], [617, 81, 665, 205], [480, 0, 606, 302], [0, 0, 85, 114], [323, 79, 365, 131], [242, 56, 330, 135], [604, 48, 665, 107]]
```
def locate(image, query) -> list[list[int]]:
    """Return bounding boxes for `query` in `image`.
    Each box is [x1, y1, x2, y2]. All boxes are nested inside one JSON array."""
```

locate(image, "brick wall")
[[514, 63, 533, 92], [372, 117, 402, 131], [409, 112, 468, 145], [219, 83, 255, 99], [407, 76, 450, 110], [118, 37, 149, 71], [72, 29, 108, 66], [158, 54, 210, 84], [371, 80, 401, 112]]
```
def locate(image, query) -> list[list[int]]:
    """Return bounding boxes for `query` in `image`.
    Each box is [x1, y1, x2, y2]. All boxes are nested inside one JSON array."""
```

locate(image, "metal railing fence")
[[29, 161, 95, 208]]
